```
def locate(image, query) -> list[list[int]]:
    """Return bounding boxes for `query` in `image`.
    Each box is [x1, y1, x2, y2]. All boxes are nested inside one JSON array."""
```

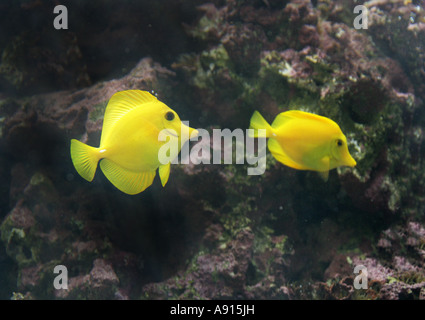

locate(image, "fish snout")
[[183, 123, 198, 139], [346, 155, 357, 167]]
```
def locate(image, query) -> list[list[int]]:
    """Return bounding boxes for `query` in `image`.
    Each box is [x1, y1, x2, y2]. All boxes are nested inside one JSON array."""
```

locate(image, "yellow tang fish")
[[249, 110, 356, 180], [70, 90, 198, 194]]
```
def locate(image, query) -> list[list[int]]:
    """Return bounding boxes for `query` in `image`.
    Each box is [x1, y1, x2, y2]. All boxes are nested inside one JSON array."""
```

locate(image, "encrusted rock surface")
[[1, 0, 425, 299]]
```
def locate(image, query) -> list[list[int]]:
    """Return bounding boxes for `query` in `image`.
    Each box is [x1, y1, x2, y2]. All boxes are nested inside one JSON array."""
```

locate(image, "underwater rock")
[[167, 0, 425, 300], [222, 23, 267, 76], [365, 0, 425, 98], [352, 253, 425, 300], [326, 219, 425, 300], [178, 0, 421, 207], [0, 0, 207, 95], [54, 258, 120, 299], [0, 57, 182, 299], [1, 0, 425, 300], [142, 226, 291, 299], [0, 29, 90, 95]]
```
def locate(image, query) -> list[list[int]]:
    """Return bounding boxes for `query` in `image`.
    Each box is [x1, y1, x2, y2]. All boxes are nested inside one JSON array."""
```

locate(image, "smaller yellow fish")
[[249, 110, 356, 180], [70, 90, 198, 194]]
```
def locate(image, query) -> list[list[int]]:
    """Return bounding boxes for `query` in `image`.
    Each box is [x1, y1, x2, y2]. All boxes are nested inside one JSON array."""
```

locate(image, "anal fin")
[[99, 159, 156, 195]]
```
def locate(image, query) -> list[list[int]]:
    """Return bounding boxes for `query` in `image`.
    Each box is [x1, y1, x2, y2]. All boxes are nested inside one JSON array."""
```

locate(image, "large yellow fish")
[[249, 110, 356, 180], [70, 90, 198, 194]]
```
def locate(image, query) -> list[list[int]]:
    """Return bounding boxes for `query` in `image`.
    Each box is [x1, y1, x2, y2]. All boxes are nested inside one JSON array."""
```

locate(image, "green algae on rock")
[[1, 0, 425, 300]]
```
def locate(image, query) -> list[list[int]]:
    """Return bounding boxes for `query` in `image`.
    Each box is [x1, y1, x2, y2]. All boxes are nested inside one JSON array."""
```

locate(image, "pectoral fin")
[[318, 170, 329, 181], [317, 156, 330, 182], [158, 162, 171, 187]]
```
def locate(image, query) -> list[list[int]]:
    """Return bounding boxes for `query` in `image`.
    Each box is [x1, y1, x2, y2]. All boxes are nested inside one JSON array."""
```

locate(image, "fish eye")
[[336, 139, 343, 147], [165, 111, 175, 121]]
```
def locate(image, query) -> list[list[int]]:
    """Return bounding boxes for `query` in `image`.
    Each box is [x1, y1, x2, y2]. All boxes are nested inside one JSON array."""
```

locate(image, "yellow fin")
[[268, 138, 309, 170], [70, 139, 100, 182], [317, 156, 330, 181], [276, 110, 336, 127], [99, 159, 156, 195], [100, 90, 157, 146], [318, 171, 329, 181], [270, 112, 292, 129], [158, 162, 171, 187], [249, 111, 273, 138]]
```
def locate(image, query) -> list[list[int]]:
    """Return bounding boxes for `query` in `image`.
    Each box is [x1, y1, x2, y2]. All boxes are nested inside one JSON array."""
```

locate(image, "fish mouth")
[[182, 123, 199, 139], [163, 125, 198, 139], [346, 156, 357, 167], [164, 129, 179, 138], [189, 128, 199, 138]]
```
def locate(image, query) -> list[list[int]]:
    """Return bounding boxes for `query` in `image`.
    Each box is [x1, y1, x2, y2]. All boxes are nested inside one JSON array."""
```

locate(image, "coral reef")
[[0, 0, 425, 299]]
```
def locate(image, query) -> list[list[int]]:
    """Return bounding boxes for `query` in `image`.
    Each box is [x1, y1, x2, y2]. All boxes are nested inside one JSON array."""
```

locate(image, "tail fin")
[[70, 139, 100, 182], [249, 111, 274, 138]]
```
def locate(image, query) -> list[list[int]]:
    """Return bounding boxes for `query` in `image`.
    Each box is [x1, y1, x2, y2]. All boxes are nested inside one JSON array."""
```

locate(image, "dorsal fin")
[[100, 90, 157, 146], [272, 110, 336, 130]]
